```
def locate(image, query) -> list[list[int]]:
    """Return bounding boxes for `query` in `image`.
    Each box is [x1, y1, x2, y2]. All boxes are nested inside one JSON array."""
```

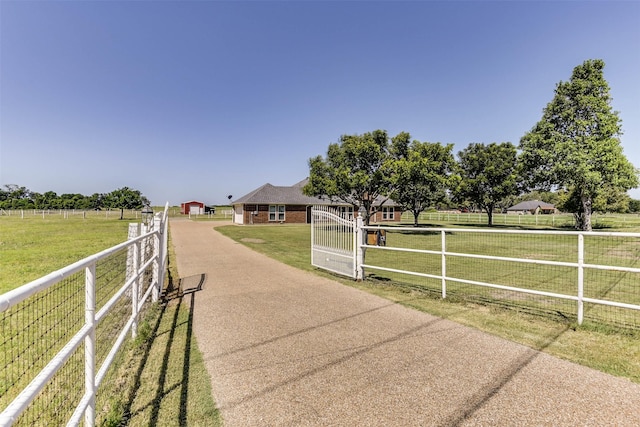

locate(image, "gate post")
[[577, 233, 584, 325], [355, 213, 364, 281], [126, 223, 139, 285], [84, 263, 96, 426], [152, 214, 161, 302], [441, 230, 447, 299]]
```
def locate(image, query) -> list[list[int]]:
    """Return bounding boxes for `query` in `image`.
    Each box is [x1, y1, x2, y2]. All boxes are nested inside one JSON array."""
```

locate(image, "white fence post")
[[441, 230, 447, 299], [126, 224, 139, 282], [132, 238, 140, 339], [152, 215, 161, 302], [355, 213, 364, 281], [84, 263, 96, 427], [127, 223, 140, 339], [311, 213, 316, 267], [163, 206, 169, 282], [577, 233, 584, 325]]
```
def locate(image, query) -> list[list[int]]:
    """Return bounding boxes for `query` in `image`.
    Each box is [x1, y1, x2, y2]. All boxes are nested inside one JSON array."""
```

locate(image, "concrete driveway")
[[169, 219, 640, 426]]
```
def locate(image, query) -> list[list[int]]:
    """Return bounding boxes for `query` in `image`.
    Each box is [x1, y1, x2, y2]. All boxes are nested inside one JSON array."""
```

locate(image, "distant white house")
[[507, 200, 556, 215]]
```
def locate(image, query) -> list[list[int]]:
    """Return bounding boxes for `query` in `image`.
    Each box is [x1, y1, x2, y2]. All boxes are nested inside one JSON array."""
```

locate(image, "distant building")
[[507, 200, 556, 215], [181, 201, 205, 215], [231, 179, 401, 225]]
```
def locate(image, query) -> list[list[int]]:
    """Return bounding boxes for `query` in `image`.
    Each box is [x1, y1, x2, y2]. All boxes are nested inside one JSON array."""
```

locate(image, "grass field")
[[3, 210, 639, 423], [0, 213, 220, 426], [216, 223, 640, 384], [0, 212, 133, 293]]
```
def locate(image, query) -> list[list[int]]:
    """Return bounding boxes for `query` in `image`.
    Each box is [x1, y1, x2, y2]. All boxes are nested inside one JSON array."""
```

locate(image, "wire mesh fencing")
[[404, 211, 640, 229], [359, 227, 640, 331], [0, 205, 167, 426], [1, 273, 86, 425]]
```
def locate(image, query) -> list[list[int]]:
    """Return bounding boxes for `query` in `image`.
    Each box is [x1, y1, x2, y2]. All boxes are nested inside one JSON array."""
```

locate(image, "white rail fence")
[[0, 208, 146, 219], [360, 226, 640, 329], [0, 203, 169, 426], [311, 208, 640, 330], [404, 211, 640, 228]]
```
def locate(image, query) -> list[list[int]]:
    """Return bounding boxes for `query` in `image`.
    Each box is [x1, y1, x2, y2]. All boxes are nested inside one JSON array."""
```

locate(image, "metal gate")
[[311, 205, 358, 279]]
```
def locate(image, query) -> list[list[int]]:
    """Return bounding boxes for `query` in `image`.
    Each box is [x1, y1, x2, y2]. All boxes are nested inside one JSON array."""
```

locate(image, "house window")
[[269, 205, 285, 221], [339, 206, 354, 219], [382, 206, 394, 220]]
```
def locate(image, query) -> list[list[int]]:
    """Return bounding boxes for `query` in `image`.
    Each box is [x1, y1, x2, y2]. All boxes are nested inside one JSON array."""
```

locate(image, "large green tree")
[[0, 185, 32, 209], [391, 134, 456, 226], [105, 187, 150, 220], [455, 142, 520, 226], [303, 129, 395, 225], [519, 59, 638, 231]]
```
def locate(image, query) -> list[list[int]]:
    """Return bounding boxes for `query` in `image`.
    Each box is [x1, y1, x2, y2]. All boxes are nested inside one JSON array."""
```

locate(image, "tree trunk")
[[486, 205, 494, 226], [413, 210, 419, 227], [363, 201, 371, 226], [580, 196, 593, 231], [120, 207, 124, 220]]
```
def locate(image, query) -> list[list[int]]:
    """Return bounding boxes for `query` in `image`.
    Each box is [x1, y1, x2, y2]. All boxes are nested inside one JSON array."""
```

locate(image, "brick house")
[[231, 179, 401, 225]]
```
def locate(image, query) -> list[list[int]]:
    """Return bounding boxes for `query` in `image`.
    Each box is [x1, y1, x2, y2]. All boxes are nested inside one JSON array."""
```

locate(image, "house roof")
[[507, 200, 555, 211], [233, 179, 398, 207], [233, 183, 324, 205]]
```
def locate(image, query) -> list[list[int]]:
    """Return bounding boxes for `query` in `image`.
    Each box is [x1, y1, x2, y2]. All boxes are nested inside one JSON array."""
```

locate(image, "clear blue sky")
[[1, 1, 639, 206]]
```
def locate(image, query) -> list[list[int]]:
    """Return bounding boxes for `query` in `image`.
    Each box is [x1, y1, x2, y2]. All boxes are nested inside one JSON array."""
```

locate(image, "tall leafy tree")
[[519, 59, 638, 231], [106, 187, 150, 220], [0, 187, 9, 205], [392, 135, 456, 226], [1, 185, 32, 209], [88, 193, 105, 210], [455, 142, 520, 226], [41, 191, 59, 209], [303, 129, 395, 225], [628, 199, 640, 213]]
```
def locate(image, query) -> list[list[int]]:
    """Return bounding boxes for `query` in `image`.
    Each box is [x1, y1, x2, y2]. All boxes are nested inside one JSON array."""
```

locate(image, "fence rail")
[[310, 207, 640, 331], [360, 226, 640, 329], [0, 208, 146, 220], [403, 211, 640, 228], [0, 203, 169, 426]]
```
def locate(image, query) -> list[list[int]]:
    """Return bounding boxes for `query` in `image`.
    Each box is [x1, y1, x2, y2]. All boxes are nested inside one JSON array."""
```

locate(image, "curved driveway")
[[170, 219, 640, 426]]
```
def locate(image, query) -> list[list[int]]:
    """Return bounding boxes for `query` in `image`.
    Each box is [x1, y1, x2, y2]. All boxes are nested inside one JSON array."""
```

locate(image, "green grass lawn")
[[0, 213, 132, 293], [216, 223, 640, 384], [3, 212, 639, 425], [0, 214, 220, 426]]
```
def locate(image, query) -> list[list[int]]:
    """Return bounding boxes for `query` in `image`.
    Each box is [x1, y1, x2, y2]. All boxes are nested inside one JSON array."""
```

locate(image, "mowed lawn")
[[0, 213, 220, 426], [3, 215, 639, 423], [0, 214, 132, 293], [216, 223, 640, 384]]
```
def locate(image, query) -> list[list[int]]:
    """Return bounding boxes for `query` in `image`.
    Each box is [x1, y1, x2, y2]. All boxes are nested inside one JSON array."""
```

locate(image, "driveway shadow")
[[119, 272, 206, 426]]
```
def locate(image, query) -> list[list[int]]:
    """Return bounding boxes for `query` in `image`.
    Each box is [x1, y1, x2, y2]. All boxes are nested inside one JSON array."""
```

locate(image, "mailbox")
[[366, 229, 386, 246]]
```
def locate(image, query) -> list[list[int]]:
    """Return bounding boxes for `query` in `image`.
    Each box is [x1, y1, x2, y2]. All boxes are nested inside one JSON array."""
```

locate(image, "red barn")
[[180, 201, 205, 215]]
